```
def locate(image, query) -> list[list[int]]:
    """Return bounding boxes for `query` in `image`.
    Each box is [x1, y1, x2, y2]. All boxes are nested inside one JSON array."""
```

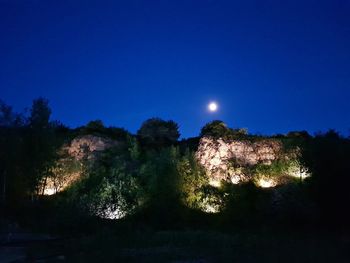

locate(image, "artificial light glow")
[[43, 188, 56, 195], [208, 102, 218, 112], [100, 206, 125, 220], [200, 198, 221, 213], [203, 204, 220, 213], [289, 167, 311, 180], [257, 178, 277, 188], [209, 179, 221, 188], [230, 175, 240, 184]]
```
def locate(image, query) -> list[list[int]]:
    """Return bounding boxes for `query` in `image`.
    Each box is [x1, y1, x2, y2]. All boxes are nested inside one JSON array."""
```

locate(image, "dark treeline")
[[0, 98, 69, 206], [1, 98, 350, 235]]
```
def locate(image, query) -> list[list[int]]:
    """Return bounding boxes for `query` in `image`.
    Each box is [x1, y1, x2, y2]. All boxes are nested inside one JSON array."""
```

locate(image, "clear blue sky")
[[1, 0, 349, 137]]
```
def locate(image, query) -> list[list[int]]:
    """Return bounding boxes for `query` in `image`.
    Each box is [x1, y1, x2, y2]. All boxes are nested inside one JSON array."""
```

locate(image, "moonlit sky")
[[1, 1, 349, 138]]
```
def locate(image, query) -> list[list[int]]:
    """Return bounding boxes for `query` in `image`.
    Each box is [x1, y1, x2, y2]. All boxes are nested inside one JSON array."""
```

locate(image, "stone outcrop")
[[43, 135, 118, 195], [66, 135, 118, 161], [195, 136, 285, 184]]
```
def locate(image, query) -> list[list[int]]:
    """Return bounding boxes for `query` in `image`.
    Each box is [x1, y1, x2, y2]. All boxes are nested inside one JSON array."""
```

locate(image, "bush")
[[177, 151, 208, 209], [62, 143, 143, 220], [78, 120, 131, 141], [200, 120, 248, 140], [200, 120, 231, 138]]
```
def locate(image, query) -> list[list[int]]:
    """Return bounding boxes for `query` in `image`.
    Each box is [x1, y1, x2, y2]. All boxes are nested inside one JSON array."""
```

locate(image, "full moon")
[[208, 102, 218, 112]]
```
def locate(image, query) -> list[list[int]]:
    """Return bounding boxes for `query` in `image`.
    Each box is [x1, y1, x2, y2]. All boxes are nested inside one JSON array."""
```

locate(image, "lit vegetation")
[[1, 98, 350, 257]]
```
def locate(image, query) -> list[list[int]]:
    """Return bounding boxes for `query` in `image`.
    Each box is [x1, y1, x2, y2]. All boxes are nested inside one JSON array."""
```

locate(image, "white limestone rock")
[[195, 136, 283, 184]]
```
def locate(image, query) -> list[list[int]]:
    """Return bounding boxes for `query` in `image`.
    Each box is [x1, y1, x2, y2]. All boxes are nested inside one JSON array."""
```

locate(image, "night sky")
[[1, 0, 349, 138]]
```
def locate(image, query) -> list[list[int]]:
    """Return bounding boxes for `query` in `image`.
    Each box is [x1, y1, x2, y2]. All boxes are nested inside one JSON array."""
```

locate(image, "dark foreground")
[[1, 227, 349, 263]]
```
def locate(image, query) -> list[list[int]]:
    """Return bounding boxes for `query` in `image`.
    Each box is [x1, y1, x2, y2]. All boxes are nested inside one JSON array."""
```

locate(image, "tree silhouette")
[[137, 118, 180, 149]]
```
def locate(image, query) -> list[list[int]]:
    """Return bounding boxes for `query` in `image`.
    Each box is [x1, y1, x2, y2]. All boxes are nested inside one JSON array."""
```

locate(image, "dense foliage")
[[0, 98, 69, 205], [200, 120, 248, 140], [137, 117, 180, 149], [1, 98, 350, 234]]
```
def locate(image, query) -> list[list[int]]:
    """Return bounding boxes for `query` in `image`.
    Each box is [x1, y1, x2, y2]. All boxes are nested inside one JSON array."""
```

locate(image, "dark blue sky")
[[1, 0, 349, 137]]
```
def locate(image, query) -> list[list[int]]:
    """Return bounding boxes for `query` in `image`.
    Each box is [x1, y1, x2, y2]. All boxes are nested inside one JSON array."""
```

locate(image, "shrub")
[[200, 120, 248, 140]]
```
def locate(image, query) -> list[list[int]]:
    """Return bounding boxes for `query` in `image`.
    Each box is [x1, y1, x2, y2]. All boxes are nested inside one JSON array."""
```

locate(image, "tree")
[[0, 100, 14, 127], [177, 150, 208, 209], [29, 97, 51, 129], [0, 100, 23, 127], [287, 130, 311, 139], [139, 147, 181, 216], [304, 130, 350, 225], [200, 120, 231, 138], [81, 120, 105, 134], [0, 101, 24, 207], [137, 118, 180, 149], [23, 98, 63, 199], [200, 120, 248, 139], [63, 143, 143, 219], [78, 120, 131, 141]]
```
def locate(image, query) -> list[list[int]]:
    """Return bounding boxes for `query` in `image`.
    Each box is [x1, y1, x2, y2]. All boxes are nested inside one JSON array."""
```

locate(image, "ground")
[[2, 228, 349, 262]]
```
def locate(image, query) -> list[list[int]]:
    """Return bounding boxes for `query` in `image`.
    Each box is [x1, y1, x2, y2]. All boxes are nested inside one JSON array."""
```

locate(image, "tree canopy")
[[137, 118, 180, 149]]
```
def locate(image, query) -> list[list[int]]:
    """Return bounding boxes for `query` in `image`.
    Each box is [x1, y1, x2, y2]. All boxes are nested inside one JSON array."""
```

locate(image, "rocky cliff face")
[[195, 136, 297, 186], [66, 135, 118, 161], [43, 135, 118, 195]]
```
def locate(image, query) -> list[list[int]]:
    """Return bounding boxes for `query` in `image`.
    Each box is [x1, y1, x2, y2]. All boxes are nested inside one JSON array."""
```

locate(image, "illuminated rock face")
[[67, 135, 118, 161], [43, 135, 118, 195], [195, 136, 283, 184]]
